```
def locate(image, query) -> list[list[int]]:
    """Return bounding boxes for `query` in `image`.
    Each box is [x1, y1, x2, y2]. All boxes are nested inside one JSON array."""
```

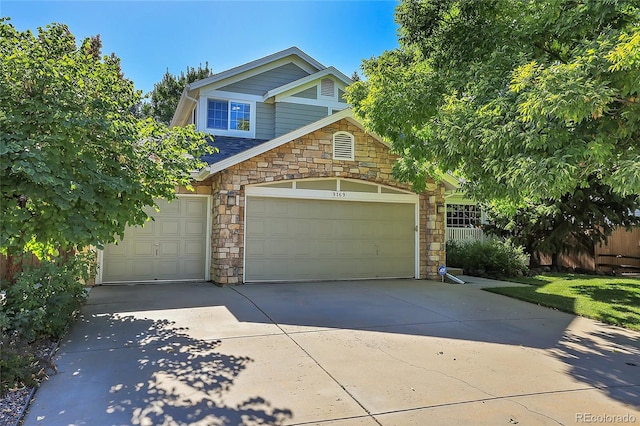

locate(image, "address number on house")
[[333, 191, 346, 198]]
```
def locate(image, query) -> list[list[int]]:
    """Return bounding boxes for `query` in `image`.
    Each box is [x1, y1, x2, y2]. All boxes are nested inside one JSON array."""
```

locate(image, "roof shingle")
[[202, 136, 270, 165]]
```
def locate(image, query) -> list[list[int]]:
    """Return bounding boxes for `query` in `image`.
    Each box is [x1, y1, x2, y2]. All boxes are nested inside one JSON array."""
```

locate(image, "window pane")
[[230, 102, 250, 131], [447, 204, 480, 228], [207, 99, 228, 129]]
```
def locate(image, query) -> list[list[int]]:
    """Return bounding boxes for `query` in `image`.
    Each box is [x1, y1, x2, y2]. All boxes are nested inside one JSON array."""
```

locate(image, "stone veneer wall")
[[198, 118, 446, 284], [421, 184, 447, 279]]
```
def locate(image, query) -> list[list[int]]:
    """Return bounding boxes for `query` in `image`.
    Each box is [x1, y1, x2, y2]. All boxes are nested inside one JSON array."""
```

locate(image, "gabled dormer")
[[171, 47, 352, 141]]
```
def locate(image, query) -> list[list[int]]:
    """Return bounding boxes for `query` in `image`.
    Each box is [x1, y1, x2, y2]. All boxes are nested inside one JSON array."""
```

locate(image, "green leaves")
[[484, 175, 640, 257], [0, 19, 210, 260], [347, 0, 640, 204], [140, 63, 214, 124]]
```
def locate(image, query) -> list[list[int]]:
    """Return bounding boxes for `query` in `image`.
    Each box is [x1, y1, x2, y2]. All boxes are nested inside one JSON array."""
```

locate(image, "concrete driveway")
[[23, 279, 640, 425]]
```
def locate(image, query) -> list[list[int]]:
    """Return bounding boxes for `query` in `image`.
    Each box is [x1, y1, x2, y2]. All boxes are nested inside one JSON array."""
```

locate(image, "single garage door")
[[245, 197, 415, 281], [102, 197, 208, 283]]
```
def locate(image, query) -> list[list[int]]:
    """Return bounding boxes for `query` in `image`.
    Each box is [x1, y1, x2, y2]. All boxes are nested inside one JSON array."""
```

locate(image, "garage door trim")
[[96, 194, 212, 284], [244, 179, 419, 282]]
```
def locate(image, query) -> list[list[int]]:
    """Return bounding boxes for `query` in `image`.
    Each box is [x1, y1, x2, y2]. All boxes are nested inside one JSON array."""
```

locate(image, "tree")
[[0, 20, 210, 278], [482, 176, 640, 266], [347, 0, 640, 203], [142, 64, 214, 125]]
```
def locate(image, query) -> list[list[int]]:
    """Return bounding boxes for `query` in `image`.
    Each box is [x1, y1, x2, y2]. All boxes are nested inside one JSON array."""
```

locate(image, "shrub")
[[447, 239, 529, 278], [0, 252, 94, 395]]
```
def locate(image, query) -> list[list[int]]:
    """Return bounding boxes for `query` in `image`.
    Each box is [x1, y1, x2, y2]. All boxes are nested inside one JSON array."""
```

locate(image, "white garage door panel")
[[134, 241, 154, 256], [160, 222, 179, 236], [245, 197, 415, 282], [102, 197, 207, 283]]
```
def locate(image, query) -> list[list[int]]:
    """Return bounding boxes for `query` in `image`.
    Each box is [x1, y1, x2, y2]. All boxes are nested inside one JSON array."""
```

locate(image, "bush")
[[0, 252, 94, 395], [447, 239, 529, 279]]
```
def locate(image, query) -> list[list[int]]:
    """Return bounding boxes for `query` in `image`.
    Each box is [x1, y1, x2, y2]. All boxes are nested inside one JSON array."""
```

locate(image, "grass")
[[484, 273, 640, 331]]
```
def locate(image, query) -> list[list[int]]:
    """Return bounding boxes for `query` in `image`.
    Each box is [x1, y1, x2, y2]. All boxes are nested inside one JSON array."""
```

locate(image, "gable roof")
[[263, 66, 352, 101], [194, 109, 385, 181], [171, 47, 327, 127], [188, 47, 325, 91]]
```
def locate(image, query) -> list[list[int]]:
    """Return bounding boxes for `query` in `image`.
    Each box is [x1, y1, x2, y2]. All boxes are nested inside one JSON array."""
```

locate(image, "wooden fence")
[[0, 253, 40, 282], [539, 227, 640, 273]]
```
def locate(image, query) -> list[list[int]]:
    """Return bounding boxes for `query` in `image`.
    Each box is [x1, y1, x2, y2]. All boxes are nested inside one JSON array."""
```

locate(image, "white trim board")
[[264, 67, 352, 101], [188, 47, 325, 91]]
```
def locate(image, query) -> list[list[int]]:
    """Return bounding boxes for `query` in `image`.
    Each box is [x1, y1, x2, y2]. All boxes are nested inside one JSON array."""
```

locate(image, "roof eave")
[[262, 67, 353, 101], [188, 47, 326, 91]]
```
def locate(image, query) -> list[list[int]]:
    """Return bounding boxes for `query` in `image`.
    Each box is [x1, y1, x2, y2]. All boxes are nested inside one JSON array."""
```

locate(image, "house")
[[444, 188, 487, 243], [97, 47, 453, 285]]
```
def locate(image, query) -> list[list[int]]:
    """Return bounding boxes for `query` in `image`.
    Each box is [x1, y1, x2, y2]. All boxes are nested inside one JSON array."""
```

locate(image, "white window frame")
[[199, 91, 257, 138]]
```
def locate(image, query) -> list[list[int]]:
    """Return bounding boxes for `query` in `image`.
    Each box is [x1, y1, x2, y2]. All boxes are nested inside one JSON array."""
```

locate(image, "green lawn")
[[484, 273, 640, 331]]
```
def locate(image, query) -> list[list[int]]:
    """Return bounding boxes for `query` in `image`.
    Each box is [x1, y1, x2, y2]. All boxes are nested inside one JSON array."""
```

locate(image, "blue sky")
[[1, 1, 400, 94]]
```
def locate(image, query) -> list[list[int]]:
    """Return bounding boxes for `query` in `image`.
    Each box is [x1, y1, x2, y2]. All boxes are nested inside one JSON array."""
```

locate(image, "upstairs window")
[[333, 131, 354, 161], [207, 99, 251, 132]]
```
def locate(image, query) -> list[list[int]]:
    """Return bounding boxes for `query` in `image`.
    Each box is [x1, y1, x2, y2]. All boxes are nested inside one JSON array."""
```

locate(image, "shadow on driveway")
[[26, 295, 293, 425], [23, 280, 640, 425]]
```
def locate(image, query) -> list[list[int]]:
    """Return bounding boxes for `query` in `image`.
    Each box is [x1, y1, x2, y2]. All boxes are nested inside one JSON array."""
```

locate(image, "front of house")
[[97, 48, 452, 285]]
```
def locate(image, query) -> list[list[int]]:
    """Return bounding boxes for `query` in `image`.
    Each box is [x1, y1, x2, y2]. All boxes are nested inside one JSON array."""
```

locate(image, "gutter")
[[169, 85, 199, 128]]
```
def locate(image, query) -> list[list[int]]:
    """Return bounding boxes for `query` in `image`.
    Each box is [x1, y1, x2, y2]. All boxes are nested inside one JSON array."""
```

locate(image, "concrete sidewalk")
[[23, 279, 640, 425]]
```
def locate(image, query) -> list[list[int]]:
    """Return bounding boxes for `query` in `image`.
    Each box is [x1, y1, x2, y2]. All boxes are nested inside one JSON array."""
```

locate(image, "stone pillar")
[[420, 181, 446, 280]]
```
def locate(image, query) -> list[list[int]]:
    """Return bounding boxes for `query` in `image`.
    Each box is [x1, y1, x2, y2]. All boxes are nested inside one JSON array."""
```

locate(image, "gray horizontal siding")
[[256, 102, 275, 140], [338, 88, 347, 103], [275, 103, 327, 137], [219, 63, 310, 96], [291, 86, 317, 99]]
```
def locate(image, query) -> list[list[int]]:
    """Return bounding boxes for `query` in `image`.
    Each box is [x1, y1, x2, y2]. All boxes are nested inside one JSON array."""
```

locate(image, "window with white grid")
[[446, 204, 481, 228]]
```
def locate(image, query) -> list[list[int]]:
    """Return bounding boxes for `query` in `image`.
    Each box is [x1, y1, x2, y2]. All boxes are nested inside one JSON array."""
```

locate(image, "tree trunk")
[[3, 254, 24, 285]]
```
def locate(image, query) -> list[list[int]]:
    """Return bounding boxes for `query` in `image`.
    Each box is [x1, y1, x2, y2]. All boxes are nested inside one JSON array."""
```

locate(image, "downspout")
[[171, 85, 199, 128], [184, 84, 199, 124]]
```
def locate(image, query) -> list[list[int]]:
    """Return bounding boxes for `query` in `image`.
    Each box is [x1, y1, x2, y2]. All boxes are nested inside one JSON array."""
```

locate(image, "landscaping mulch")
[[0, 339, 58, 426]]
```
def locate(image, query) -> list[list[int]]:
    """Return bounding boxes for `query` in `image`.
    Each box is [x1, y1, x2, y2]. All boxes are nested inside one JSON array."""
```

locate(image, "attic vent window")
[[333, 131, 354, 161], [321, 78, 335, 97]]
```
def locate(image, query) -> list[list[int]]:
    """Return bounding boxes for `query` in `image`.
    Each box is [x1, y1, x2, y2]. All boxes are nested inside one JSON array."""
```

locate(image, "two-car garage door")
[[245, 196, 416, 282], [101, 197, 208, 283]]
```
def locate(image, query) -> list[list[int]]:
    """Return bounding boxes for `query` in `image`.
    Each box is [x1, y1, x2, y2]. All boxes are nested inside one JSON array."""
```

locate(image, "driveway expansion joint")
[[231, 287, 383, 425]]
